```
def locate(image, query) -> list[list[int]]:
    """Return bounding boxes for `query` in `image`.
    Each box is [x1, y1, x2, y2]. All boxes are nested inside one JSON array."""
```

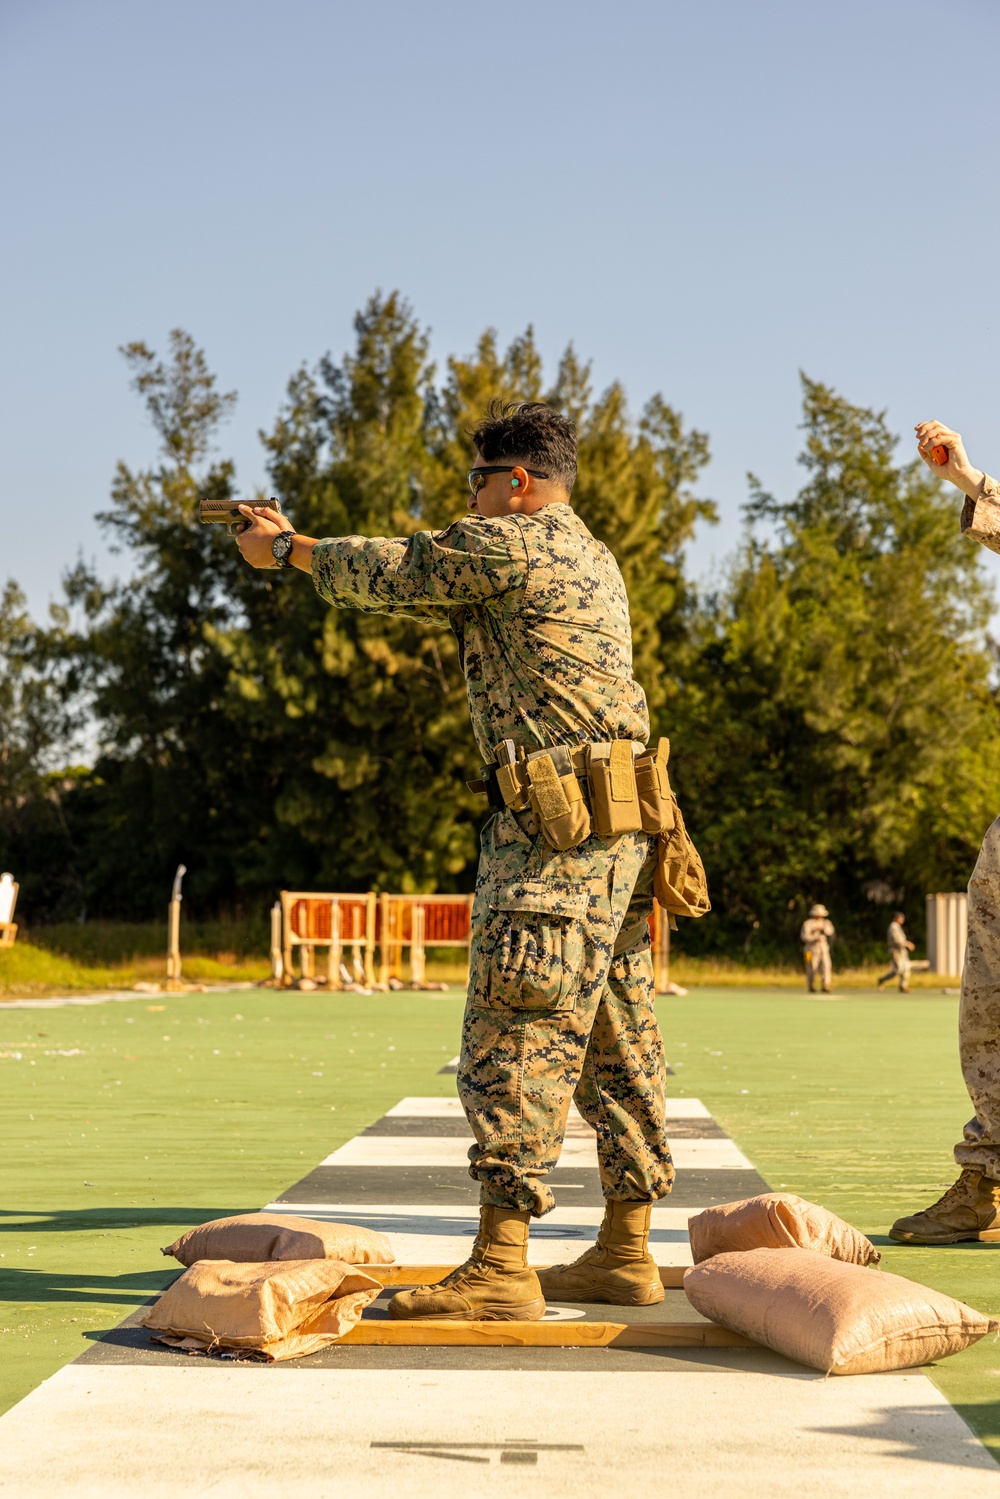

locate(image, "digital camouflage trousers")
[[956, 814, 1000, 1179], [457, 808, 675, 1216]]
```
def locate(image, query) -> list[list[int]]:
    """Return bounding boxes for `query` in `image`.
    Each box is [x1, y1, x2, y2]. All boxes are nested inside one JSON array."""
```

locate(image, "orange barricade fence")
[[378, 893, 475, 986], [279, 889, 667, 992], [648, 902, 671, 993], [279, 891, 377, 988]]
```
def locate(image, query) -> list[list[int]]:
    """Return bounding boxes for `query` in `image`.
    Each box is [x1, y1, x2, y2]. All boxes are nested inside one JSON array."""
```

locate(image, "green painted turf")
[[1, 986, 997, 1460], [0, 989, 464, 1414], [665, 989, 1000, 1457]]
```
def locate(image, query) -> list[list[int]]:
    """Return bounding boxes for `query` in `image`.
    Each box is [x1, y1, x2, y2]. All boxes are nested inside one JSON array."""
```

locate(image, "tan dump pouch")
[[635, 738, 676, 836], [525, 751, 591, 851], [587, 741, 643, 839], [653, 798, 711, 920]]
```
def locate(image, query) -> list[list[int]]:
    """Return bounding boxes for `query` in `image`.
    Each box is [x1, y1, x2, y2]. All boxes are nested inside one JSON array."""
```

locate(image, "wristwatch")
[[272, 530, 296, 569]]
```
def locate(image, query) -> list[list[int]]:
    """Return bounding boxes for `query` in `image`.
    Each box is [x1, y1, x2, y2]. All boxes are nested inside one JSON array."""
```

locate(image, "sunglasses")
[[467, 465, 550, 497]]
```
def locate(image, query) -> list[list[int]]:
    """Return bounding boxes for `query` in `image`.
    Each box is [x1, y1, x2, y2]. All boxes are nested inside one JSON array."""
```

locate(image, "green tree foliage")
[[18, 295, 709, 919], [15, 307, 993, 951], [673, 376, 1000, 959], [0, 583, 84, 916]]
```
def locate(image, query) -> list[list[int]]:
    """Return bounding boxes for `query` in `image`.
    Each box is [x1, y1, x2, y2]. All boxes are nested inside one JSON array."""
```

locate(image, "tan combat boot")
[[889, 1168, 1000, 1245], [536, 1201, 664, 1306], [388, 1206, 545, 1321]]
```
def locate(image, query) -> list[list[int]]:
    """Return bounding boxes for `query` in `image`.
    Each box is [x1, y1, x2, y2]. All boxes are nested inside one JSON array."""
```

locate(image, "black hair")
[[469, 399, 577, 495]]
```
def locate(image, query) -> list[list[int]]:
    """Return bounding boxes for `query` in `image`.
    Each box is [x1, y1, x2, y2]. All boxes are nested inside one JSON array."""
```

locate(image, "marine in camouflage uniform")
[[876, 913, 912, 993], [310, 500, 674, 1219], [890, 429, 1000, 1244], [800, 906, 834, 993], [225, 401, 675, 1317]]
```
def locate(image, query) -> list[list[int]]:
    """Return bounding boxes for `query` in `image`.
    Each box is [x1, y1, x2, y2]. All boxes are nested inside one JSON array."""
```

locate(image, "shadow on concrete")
[[809, 1401, 1000, 1471]]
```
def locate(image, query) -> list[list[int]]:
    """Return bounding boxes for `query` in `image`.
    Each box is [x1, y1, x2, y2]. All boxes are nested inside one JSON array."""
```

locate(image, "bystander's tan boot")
[[889, 1168, 1000, 1245], [537, 1201, 664, 1305], [388, 1206, 544, 1321]]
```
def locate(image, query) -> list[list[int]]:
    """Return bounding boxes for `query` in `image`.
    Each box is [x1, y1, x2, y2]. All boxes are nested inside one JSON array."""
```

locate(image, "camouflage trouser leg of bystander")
[[457, 811, 674, 1216], [955, 815, 1000, 1179]]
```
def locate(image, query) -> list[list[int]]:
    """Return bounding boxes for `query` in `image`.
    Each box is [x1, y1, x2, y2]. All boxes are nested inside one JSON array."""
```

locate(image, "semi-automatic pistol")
[[199, 495, 283, 536]]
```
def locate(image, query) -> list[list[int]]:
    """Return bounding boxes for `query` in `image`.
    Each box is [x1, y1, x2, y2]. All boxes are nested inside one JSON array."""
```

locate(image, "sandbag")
[[162, 1212, 394, 1267], [688, 1193, 881, 1266], [142, 1258, 381, 1361], [684, 1247, 997, 1375]]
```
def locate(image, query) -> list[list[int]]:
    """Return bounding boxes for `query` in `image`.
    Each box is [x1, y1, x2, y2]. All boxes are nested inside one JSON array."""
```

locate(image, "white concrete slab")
[[2, 1365, 996, 1499], [257, 1201, 700, 1266], [0, 984, 255, 1010], [321, 1134, 753, 1170]]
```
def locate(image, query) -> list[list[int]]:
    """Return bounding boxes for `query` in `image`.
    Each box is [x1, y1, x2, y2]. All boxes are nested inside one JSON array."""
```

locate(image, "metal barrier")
[[0, 874, 18, 950], [280, 891, 378, 988], [926, 892, 968, 977]]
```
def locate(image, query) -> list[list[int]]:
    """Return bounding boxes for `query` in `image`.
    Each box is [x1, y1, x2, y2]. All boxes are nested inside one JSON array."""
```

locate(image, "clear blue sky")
[[4, 0, 1000, 616]]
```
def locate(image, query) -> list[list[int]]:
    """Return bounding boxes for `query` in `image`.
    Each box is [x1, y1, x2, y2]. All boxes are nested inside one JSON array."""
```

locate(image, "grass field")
[[1, 934, 958, 997], [1, 986, 997, 1458]]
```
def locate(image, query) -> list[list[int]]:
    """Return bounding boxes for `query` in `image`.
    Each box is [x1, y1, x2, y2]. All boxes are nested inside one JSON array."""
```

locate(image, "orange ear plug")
[[930, 444, 948, 465]]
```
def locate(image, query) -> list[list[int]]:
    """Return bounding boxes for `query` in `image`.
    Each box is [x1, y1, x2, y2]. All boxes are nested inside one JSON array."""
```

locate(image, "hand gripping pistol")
[[199, 495, 283, 536]]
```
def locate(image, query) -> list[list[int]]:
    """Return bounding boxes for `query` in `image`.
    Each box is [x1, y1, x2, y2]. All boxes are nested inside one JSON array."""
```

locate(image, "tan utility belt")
[[468, 737, 712, 924], [468, 738, 676, 849]]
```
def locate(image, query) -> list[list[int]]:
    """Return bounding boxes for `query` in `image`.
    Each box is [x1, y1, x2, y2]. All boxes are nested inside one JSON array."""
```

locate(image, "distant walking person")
[[800, 905, 834, 993], [877, 913, 914, 993], [889, 420, 1000, 1244]]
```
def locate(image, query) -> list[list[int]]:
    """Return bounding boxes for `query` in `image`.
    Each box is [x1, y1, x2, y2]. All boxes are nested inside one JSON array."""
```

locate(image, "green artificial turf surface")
[[1, 986, 997, 1461]]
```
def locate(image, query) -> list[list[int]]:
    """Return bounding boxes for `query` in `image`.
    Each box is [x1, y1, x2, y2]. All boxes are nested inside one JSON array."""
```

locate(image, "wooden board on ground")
[[340, 1319, 752, 1348]]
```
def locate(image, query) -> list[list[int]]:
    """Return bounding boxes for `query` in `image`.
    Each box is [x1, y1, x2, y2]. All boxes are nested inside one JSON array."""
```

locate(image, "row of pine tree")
[[2, 293, 997, 960]]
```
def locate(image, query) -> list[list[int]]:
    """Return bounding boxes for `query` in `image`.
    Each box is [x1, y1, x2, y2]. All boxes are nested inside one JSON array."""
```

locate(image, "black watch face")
[[273, 532, 293, 566]]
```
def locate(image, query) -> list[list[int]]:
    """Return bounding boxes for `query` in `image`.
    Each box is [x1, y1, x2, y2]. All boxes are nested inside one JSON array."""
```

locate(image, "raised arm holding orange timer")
[[914, 420, 985, 499]]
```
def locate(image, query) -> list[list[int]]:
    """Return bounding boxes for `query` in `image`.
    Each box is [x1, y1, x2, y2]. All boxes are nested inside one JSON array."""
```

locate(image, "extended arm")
[[914, 421, 1000, 556], [234, 505, 529, 615]]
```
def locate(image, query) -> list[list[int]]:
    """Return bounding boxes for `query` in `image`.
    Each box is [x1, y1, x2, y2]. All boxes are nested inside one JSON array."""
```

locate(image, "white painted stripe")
[[386, 1095, 712, 1120], [258, 1201, 700, 1267], [663, 1097, 713, 1119], [320, 1135, 754, 1171], [386, 1096, 467, 1116], [3, 1365, 998, 1498]]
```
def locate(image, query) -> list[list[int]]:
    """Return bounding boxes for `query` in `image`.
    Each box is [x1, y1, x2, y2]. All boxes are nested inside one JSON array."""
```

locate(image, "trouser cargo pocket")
[[471, 881, 590, 1011]]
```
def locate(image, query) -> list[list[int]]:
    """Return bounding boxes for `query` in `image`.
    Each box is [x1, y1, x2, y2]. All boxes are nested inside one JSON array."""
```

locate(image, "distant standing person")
[[889, 420, 1000, 1243], [877, 912, 914, 993], [800, 904, 834, 994]]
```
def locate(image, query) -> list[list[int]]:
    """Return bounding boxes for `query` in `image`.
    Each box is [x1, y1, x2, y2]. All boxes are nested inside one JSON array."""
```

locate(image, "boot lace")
[[922, 1168, 981, 1214]]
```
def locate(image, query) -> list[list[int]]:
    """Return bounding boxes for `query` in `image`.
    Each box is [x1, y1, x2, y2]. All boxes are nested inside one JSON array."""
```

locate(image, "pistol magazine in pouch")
[[587, 741, 643, 839], [634, 737, 676, 835], [492, 739, 532, 813], [525, 747, 591, 851]]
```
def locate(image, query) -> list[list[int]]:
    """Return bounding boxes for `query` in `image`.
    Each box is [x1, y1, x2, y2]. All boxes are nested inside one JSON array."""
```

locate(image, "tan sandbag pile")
[[162, 1213, 394, 1267], [684, 1247, 998, 1374], [688, 1193, 880, 1266], [142, 1258, 382, 1361]]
